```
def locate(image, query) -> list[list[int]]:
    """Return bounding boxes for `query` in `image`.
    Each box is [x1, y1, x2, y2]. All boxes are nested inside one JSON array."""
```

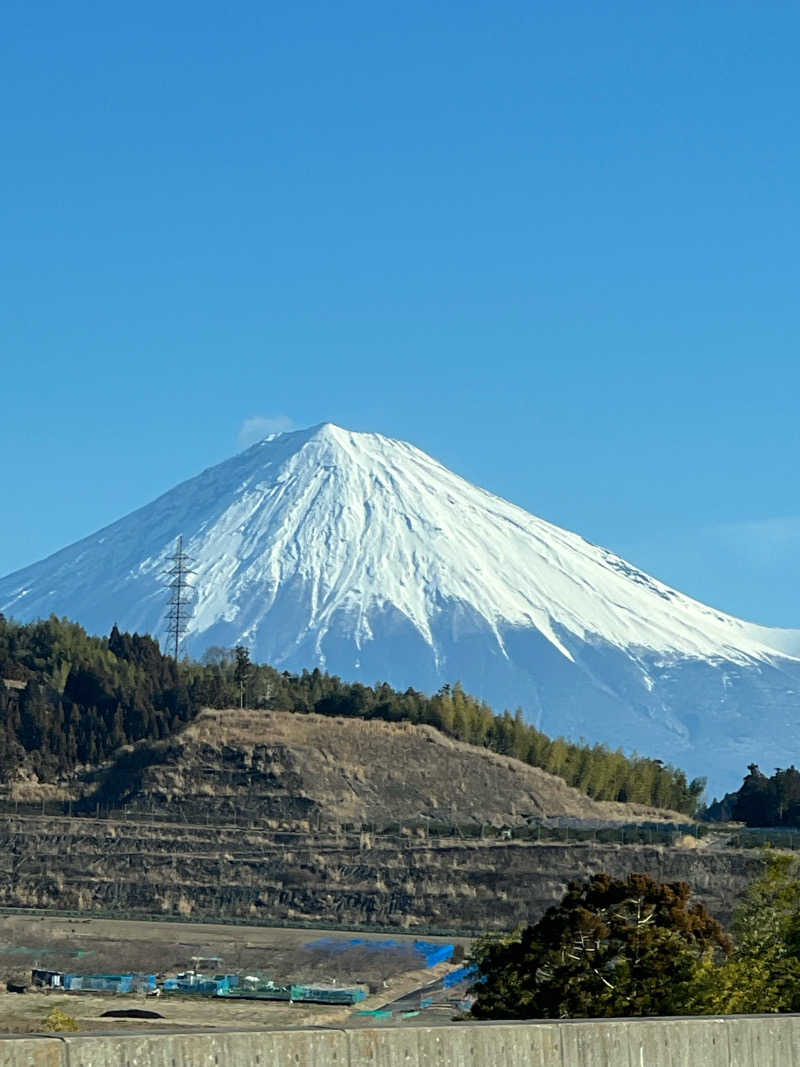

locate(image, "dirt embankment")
[[0, 710, 755, 936], [0, 813, 760, 934], [74, 709, 686, 829]]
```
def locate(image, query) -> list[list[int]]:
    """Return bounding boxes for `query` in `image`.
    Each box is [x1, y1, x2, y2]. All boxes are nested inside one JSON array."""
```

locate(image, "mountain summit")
[[2, 422, 799, 794]]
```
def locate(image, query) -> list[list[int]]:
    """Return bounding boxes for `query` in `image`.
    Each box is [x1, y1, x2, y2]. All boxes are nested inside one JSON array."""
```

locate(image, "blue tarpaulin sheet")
[[443, 964, 478, 988], [306, 937, 454, 968]]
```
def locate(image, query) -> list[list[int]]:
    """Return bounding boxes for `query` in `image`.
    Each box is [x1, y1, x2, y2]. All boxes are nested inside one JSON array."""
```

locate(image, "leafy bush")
[[44, 1008, 79, 1032]]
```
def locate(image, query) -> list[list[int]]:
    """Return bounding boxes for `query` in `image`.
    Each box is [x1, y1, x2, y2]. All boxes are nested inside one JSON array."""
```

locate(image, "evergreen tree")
[[733, 764, 772, 825], [470, 873, 729, 1019], [234, 645, 253, 708]]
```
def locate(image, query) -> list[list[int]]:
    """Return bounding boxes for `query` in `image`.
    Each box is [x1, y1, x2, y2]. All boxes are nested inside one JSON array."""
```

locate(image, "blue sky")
[[3, 1, 799, 626]]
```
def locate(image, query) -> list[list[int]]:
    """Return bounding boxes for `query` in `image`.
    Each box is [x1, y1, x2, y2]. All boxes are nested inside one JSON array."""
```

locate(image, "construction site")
[[0, 912, 475, 1034]]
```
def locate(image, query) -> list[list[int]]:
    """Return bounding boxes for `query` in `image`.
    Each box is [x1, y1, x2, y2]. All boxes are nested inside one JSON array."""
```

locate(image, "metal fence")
[[0, 799, 783, 849]]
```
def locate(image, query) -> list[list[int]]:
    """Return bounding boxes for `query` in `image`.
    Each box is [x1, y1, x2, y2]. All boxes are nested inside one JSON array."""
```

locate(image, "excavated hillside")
[[0, 815, 761, 932], [0, 711, 764, 932], [77, 709, 685, 828]]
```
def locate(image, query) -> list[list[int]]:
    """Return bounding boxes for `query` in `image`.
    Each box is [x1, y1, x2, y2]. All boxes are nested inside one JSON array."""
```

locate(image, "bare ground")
[[80, 709, 686, 829], [0, 912, 468, 1033]]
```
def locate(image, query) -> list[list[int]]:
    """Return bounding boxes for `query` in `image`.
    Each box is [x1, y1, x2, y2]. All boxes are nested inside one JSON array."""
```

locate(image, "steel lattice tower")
[[164, 535, 195, 659]]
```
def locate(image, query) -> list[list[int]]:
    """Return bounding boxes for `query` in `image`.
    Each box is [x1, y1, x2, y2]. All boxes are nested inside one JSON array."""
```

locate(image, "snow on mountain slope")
[[2, 423, 799, 795]]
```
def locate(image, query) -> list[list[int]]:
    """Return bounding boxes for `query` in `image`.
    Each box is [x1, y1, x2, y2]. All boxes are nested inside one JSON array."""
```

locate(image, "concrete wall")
[[3, 1016, 800, 1066], [0, 1036, 63, 1067]]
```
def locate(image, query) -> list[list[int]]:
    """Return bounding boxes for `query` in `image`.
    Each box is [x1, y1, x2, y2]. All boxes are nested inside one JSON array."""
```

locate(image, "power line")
[[164, 535, 195, 660]]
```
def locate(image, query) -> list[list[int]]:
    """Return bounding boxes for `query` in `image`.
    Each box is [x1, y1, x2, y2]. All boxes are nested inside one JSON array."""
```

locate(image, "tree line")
[[0, 616, 193, 777], [470, 852, 800, 1018], [704, 763, 800, 827], [0, 615, 704, 813]]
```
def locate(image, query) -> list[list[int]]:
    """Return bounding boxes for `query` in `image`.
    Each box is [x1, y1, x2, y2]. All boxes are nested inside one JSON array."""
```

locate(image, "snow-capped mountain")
[[2, 423, 799, 796]]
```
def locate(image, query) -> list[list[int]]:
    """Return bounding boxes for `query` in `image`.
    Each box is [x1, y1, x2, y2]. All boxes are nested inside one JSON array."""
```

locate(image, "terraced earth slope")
[[77, 709, 685, 828], [0, 814, 760, 931], [0, 711, 763, 932]]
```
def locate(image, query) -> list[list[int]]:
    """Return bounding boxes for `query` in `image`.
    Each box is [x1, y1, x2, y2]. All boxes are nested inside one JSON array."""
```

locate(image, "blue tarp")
[[443, 964, 478, 988], [306, 937, 403, 952], [412, 941, 454, 967], [306, 937, 454, 969]]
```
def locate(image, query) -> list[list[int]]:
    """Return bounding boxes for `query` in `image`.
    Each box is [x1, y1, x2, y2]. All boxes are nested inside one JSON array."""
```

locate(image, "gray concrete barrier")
[[725, 1014, 800, 1067], [346, 1022, 563, 1067], [0, 1036, 63, 1067], [560, 1017, 733, 1067], [4, 1015, 800, 1066], [58, 1028, 349, 1067]]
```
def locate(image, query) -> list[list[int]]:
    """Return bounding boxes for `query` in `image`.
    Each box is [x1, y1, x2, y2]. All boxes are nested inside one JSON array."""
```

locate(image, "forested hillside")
[[0, 615, 705, 813], [705, 764, 800, 827]]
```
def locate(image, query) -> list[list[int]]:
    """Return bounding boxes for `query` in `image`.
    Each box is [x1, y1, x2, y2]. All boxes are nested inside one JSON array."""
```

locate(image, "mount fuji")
[[2, 422, 799, 796]]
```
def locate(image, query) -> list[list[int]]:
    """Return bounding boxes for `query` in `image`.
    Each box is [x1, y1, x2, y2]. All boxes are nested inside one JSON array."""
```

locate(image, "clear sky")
[[3, 1, 798, 626]]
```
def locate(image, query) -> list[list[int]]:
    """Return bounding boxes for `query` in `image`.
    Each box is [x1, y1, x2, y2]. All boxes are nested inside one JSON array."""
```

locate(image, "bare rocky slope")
[[78, 709, 685, 828], [0, 711, 765, 932]]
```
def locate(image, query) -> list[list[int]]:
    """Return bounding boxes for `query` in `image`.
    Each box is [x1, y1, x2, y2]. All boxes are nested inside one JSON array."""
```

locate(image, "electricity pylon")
[[164, 535, 195, 660]]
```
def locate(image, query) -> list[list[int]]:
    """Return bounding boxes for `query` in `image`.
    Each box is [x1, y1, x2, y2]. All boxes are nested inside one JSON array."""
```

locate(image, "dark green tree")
[[234, 645, 253, 708], [733, 764, 772, 825], [470, 872, 729, 1019]]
